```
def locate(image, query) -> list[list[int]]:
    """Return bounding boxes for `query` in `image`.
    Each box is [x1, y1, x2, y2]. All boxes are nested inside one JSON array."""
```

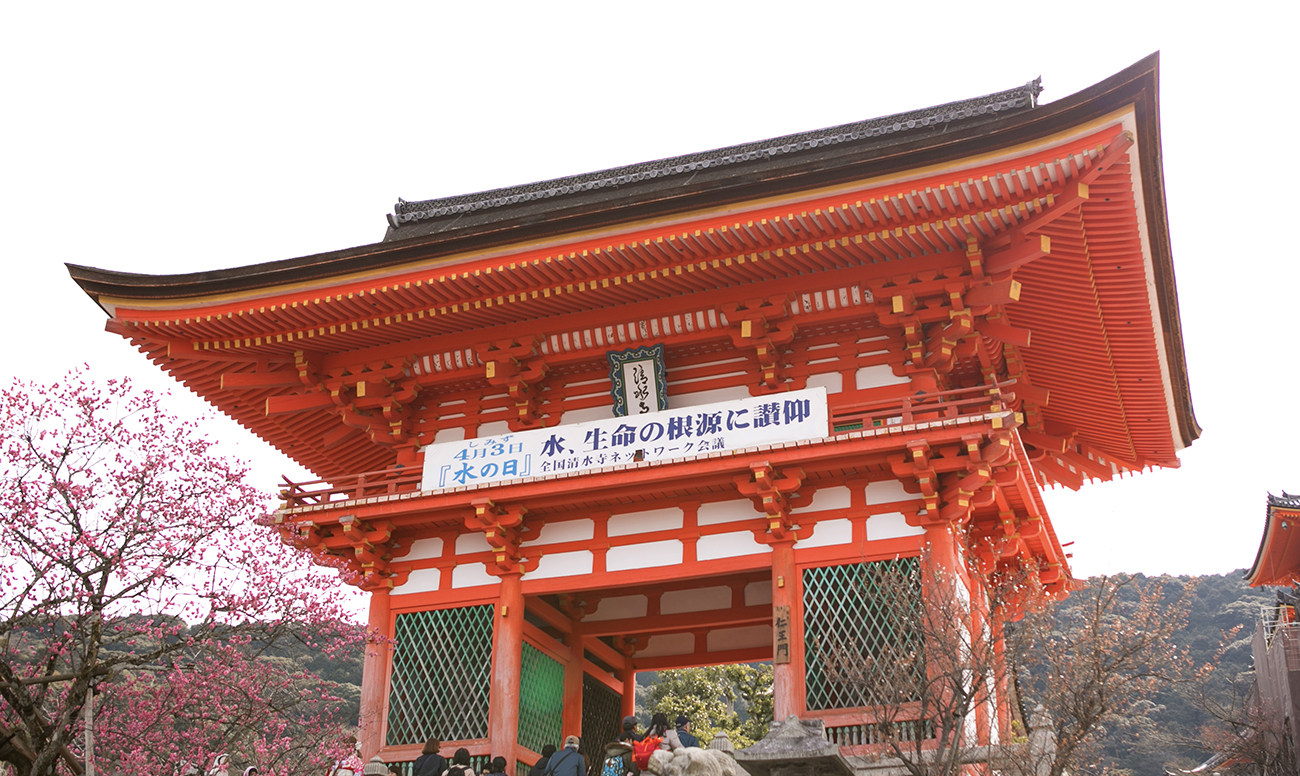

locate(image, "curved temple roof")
[[1246, 493, 1300, 587], [68, 54, 1197, 488], [385, 79, 1042, 238]]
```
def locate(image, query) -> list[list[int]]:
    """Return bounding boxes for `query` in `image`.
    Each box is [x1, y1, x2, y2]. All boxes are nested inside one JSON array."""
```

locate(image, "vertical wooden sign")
[[773, 604, 791, 664]]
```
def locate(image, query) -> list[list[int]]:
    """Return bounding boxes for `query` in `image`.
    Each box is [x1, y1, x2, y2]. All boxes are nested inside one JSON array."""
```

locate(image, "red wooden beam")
[[581, 634, 628, 671], [221, 370, 300, 390], [576, 604, 770, 637], [1008, 380, 1050, 407], [985, 235, 1051, 275], [524, 594, 575, 635], [632, 644, 771, 671], [1033, 454, 1084, 491], [976, 320, 1031, 348], [1059, 449, 1113, 481], [266, 392, 335, 415], [964, 279, 1021, 307], [1019, 429, 1069, 453]]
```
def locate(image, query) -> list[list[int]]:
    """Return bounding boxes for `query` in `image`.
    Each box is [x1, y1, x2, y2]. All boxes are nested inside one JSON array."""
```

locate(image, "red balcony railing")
[[278, 381, 1018, 511], [278, 465, 423, 509], [829, 380, 1015, 432]]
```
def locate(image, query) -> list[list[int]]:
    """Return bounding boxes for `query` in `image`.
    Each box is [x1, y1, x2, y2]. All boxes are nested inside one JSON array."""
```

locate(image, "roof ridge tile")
[[386, 79, 1042, 232]]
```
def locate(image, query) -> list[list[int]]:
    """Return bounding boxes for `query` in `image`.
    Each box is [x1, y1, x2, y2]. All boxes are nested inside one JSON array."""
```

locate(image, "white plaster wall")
[[456, 532, 493, 554], [696, 531, 771, 561], [522, 518, 595, 547], [866, 480, 921, 505], [661, 586, 731, 615], [669, 386, 749, 409], [706, 624, 771, 651], [796, 518, 854, 550], [606, 540, 683, 571], [528, 550, 595, 581], [395, 567, 441, 595], [855, 364, 909, 389], [452, 563, 499, 589], [798, 486, 852, 512], [697, 499, 755, 527], [637, 633, 695, 658], [586, 594, 648, 621], [560, 405, 615, 425], [478, 420, 512, 438], [432, 426, 466, 444], [865, 512, 924, 540], [745, 581, 772, 607], [608, 507, 683, 537], [405, 537, 445, 562], [805, 372, 843, 395]]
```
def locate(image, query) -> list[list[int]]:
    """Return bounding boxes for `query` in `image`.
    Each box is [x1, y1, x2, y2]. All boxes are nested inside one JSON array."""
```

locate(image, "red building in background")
[[1243, 493, 1300, 767], [71, 55, 1196, 771]]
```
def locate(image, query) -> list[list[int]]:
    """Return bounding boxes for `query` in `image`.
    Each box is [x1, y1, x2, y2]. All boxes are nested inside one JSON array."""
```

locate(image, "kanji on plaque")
[[773, 604, 791, 664], [421, 387, 829, 491]]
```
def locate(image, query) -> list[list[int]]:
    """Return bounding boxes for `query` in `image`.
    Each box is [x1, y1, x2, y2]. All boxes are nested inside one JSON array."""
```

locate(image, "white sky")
[[2, 2, 1295, 579]]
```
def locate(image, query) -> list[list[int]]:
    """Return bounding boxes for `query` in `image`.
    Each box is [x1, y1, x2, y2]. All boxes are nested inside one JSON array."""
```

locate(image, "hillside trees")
[[1015, 574, 1196, 776], [0, 373, 363, 776]]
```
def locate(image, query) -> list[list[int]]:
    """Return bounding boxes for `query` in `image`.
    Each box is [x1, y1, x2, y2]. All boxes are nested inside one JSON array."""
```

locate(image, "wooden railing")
[[278, 465, 423, 509], [825, 718, 936, 747], [829, 380, 1015, 432], [279, 381, 1018, 510]]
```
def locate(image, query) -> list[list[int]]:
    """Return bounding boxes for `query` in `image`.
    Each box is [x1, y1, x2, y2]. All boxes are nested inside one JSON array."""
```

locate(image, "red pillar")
[[969, 574, 991, 746], [923, 521, 970, 744], [621, 662, 636, 717], [992, 619, 1012, 742], [490, 574, 525, 772], [924, 521, 959, 579], [771, 539, 805, 719], [562, 632, 584, 740], [358, 588, 391, 758]]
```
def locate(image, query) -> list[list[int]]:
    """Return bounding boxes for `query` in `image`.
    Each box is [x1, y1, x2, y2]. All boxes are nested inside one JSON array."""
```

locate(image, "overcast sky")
[[3, 2, 1295, 579]]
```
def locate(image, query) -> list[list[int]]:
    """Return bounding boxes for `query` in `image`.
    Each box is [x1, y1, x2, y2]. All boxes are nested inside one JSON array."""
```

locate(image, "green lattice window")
[[518, 642, 565, 755], [580, 673, 621, 765], [803, 558, 923, 711], [387, 604, 494, 745]]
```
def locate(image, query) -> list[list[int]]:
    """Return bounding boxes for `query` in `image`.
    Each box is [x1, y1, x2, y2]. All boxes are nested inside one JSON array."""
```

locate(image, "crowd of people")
[[408, 712, 703, 776]]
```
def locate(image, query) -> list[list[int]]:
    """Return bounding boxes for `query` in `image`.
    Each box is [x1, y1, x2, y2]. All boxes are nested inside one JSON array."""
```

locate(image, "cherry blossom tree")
[[0, 372, 364, 776]]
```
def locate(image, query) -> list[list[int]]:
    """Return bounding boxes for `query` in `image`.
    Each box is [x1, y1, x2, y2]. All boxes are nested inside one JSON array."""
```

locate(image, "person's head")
[[491, 758, 507, 774], [675, 715, 689, 731], [563, 735, 580, 749], [542, 745, 557, 758], [621, 715, 638, 733], [649, 712, 669, 733], [388, 767, 402, 776], [423, 739, 441, 756], [452, 749, 471, 767]]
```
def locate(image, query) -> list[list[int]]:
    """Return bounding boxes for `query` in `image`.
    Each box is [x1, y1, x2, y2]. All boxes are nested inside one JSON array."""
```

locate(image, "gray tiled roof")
[[1268, 492, 1300, 509], [387, 78, 1042, 233]]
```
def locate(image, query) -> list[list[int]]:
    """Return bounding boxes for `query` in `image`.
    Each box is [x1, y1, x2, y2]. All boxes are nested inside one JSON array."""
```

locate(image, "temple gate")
[[70, 55, 1196, 772]]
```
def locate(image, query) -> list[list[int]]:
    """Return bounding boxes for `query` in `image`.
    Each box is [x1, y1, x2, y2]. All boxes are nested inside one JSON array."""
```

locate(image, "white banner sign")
[[421, 387, 828, 491]]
